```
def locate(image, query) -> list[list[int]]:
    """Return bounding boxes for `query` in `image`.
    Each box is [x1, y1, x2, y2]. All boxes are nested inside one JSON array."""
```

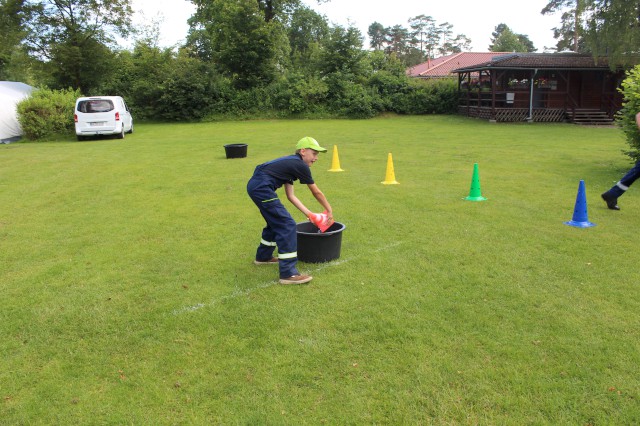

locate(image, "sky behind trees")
[[131, 0, 560, 51]]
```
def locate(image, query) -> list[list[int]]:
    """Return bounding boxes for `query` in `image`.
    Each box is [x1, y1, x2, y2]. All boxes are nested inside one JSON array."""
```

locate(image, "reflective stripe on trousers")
[[247, 175, 299, 278]]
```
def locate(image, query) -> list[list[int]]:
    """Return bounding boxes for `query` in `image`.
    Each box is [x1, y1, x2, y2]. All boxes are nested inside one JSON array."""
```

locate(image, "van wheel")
[[126, 123, 134, 134], [77, 135, 85, 141], [117, 127, 125, 139]]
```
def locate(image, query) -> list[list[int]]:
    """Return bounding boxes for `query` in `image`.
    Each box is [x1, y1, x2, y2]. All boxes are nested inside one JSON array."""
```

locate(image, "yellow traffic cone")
[[381, 153, 399, 185], [328, 145, 344, 172]]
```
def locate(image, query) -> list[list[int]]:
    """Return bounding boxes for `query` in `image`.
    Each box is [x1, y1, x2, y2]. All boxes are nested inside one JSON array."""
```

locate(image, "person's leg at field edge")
[[602, 160, 640, 210]]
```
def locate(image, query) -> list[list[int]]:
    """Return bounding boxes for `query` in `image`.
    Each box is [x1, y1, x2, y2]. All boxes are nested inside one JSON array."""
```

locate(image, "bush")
[[368, 71, 409, 96], [339, 84, 380, 118], [228, 86, 271, 115], [323, 72, 380, 119], [390, 78, 459, 115], [16, 87, 81, 140], [271, 74, 330, 114], [206, 75, 236, 116], [617, 65, 640, 161], [158, 57, 215, 121]]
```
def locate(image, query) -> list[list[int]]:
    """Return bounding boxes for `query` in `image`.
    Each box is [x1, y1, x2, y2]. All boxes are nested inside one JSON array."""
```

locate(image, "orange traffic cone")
[[328, 145, 344, 172], [308, 210, 334, 232], [381, 153, 399, 185]]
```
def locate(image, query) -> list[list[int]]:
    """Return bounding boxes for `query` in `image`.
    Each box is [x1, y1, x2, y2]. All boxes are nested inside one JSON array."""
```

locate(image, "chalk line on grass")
[[171, 241, 404, 315]]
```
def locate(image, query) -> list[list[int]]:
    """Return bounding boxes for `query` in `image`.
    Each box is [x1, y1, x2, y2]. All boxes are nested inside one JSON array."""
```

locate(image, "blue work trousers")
[[604, 160, 640, 198], [247, 174, 299, 278]]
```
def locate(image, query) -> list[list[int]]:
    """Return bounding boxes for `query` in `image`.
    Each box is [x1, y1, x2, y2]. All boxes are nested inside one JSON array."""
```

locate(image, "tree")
[[253, 0, 330, 23], [489, 23, 536, 52], [541, 0, 587, 52], [320, 24, 365, 76], [550, 9, 587, 52], [437, 22, 455, 56], [583, 0, 640, 66], [45, 35, 117, 93], [402, 48, 425, 67], [405, 15, 470, 60], [365, 49, 406, 76], [422, 18, 441, 60], [517, 34, 536, 53], [257, 0, 316, 22], [187, 0, 290, 89], [104, 41, 174, 118], [256, 0, 284, 22], [368, 22, 386, 51], [617, 65, 640, 161], [0, 0, 30, 80], [285, 6, 328, 76], [449, 34, 472, 54], [287, 5, 328, 63], [18, 0, 133, 93], [158, 50, 217, 121], [542, 0, 640, 64], [407, 15, 435, 58], [386, 25, 410, 57], [318, 25, 375, 118]]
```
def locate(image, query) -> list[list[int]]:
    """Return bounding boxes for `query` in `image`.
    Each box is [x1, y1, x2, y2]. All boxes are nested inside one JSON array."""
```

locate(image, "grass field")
[[2, 116, 640, 424]]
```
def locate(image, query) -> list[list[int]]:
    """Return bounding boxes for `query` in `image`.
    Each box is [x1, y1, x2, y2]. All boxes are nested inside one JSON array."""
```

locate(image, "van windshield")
[[78, 100, 114, 113]]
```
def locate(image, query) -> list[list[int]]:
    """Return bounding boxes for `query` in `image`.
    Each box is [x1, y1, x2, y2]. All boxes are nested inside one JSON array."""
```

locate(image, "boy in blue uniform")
[[247, 137, 333, 285], [601, 112, 640, 210]]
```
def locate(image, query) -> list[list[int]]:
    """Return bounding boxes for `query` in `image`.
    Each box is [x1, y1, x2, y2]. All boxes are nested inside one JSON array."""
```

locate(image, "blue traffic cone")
[[564, 180, 596, 228]]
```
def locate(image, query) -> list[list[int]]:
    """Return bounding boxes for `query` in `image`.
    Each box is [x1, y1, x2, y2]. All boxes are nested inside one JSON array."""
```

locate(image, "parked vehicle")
[[74, 96, 133, 141]]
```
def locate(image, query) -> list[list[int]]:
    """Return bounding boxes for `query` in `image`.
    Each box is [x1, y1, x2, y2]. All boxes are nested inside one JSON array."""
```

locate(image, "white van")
[[74, 96, 133, 141]]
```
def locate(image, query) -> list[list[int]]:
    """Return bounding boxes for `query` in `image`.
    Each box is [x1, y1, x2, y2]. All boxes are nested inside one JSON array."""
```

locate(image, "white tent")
[[0, 81, 35, 143]]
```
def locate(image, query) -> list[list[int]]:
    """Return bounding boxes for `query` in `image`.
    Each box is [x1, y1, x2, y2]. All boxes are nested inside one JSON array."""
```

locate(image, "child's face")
[[300, 148, 319, 166]]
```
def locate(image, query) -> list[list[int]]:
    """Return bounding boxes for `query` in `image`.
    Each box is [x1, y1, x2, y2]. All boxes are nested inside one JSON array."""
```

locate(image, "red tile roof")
[[406, 52, 512, 78], [452, 53, 634, 72]]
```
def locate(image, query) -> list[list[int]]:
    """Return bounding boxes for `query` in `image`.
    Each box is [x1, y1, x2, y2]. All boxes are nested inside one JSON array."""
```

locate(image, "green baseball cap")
[[296, 136, 327, 152]]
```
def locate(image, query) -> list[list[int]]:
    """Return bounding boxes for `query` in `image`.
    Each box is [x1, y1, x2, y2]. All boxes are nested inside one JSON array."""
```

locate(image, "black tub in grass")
[[296, 221, 345, 263], [224, 143, 247, 158]]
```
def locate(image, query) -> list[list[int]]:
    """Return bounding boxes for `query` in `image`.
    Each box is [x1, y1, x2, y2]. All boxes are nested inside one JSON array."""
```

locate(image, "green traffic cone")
[[464, 163, 487, 201]]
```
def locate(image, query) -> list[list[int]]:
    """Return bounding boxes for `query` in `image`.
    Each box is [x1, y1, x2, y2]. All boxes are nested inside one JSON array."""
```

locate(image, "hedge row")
[[16, 77, 459, 141]]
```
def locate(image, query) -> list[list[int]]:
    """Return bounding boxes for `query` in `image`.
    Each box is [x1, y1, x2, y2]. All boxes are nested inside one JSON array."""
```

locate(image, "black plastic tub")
[[224, 143, 248, 159], [296, 221, 345, 263]]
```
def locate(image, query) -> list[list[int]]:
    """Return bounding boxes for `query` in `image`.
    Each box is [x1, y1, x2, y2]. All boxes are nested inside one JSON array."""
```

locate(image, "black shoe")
[[601, 192, 620, 210]]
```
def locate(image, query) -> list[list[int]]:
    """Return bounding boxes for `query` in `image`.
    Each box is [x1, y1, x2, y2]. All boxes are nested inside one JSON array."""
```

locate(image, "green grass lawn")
[[2, 116, 639, 424]]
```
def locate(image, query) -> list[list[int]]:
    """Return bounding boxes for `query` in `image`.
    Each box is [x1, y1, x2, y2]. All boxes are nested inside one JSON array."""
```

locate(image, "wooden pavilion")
[[453, 53, 630, 124]]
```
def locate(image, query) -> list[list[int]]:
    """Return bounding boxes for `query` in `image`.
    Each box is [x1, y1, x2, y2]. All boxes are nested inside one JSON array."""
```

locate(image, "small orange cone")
[[308, 210, 334, 232], [328, 145, 344, 172], [381, 153, 399, 185]]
